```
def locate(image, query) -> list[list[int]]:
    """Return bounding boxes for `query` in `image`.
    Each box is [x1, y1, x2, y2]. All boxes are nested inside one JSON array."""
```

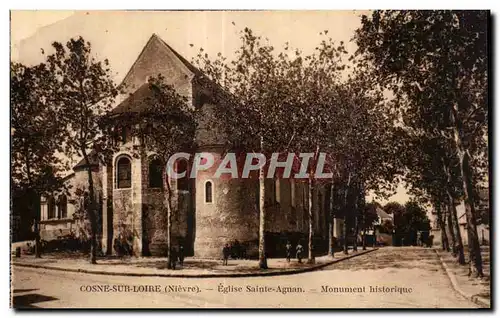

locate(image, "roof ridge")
[[120, 33, 200, 89], [119, 35, 157, 88], [151, 33, 202, 76]]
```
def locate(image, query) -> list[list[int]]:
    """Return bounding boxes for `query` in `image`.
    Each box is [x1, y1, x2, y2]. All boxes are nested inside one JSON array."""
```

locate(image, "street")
[[11, 247, 478, 308]]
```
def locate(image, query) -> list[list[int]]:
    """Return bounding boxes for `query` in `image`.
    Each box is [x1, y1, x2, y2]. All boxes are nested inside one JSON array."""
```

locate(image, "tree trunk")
[[442, 160, 465, 264], [353, 184, 363, 252], [258, 137, 267, 269], [436, 203, 449, 251], [307, 177, 315, 264], [362, 210, 367, 250], [342, 214, 348, 254], [353, 215, 358, 252], [451, 103, 483, 277], [459, 151, 483, 277], [28, 190, 42, 258], [328, 183, 335, 258], [448, 193, 466, 265], [82, 149, 97, 264], [33, 196, 42, 258], [445, 204, 457, 254], [25, 158, 42, 258], [342, 175, 351, 255], [164, 174, 174, 269]]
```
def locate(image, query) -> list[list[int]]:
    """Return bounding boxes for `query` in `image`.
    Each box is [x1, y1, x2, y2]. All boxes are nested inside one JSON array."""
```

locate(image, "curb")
[[12, 248, 377, 278], [434, 250, 490, 308]]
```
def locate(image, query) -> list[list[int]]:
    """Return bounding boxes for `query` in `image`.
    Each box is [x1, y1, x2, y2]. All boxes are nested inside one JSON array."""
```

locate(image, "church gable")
[[120, 34, 195, 100]]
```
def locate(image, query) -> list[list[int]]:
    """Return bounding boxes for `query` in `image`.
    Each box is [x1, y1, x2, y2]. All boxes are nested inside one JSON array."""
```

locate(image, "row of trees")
[[354, 10, 488, 278], [193, 27, 400, 267], [12, 11, 487, 277], [12, 38, 119, 262], [11, 29, 399, 267]]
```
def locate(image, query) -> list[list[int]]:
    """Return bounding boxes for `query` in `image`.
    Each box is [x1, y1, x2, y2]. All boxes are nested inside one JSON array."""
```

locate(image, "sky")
[[10, 10, 411, 205]]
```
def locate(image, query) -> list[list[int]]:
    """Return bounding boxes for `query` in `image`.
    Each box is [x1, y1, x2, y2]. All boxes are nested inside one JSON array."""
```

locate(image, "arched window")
[[58, 194, 68, 219], [149, 158, 163, 188], [205, 181, 213, 203], [47, 196, 56, 219], [176, 159, 189, 191], [116, 156, 132, 189]]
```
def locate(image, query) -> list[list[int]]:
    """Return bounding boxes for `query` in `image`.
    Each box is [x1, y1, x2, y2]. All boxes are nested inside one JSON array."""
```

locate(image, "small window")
[[117, 157, 132, 189], [177, 159, 189, 191], [58, 195, 67, 219], [205, 181, 213, 203], [149, 158, 163, 188], [47, 196, 56, 219]]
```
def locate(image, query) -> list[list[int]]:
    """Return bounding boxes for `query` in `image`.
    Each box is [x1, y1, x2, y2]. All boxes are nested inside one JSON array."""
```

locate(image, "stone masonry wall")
[[111, 151, 143, 256], [194, 158, 260, 258]]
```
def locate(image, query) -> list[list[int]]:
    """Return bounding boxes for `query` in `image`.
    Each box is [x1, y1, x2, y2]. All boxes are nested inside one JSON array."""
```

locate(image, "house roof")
[[376, 207, 393, 220], [73, 150, 99, 170]]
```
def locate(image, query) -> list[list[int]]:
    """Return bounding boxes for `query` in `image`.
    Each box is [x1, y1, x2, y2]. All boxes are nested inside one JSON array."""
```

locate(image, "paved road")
[[11, 247, 478, 308]]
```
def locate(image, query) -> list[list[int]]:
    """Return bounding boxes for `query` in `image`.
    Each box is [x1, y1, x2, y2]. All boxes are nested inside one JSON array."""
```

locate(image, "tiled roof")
[[152, 34, 203, 77], [73, 150, 99, 170], [110, 83, 158, 114]]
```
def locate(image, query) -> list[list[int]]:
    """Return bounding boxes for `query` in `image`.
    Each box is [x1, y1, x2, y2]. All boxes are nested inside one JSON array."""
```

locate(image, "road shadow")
[[321, 247, 441, 271], [13, 289, 38, 293], [12, 293, 58, 309]]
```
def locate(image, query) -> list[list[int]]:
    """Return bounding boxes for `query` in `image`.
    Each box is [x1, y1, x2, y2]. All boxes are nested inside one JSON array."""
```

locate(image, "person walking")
[[222, 243, 230, 266], [170, 246, 177, 270], [296, 241, 304, 264], [285, 241, 292, 263], [178, 244, 184, 267]]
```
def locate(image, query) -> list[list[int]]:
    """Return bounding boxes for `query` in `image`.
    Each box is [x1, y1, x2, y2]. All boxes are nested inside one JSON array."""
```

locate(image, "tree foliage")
[[11, 61, 68, 254], [355, 10, 488, 277], [45, 36, 119, 264]]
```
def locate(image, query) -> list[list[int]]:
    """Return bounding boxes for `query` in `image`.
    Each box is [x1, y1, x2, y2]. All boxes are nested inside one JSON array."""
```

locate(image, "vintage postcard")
[[10, 10, 491, 309]]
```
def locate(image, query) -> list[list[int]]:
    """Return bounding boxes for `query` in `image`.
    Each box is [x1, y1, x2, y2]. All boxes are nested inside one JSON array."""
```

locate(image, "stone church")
[[39, 34, 342, 258]]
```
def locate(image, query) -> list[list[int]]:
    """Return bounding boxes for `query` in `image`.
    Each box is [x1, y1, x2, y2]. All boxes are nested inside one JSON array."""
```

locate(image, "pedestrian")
[[178, 244, 184, 266], [170, 247, 177, 270], [222, 243, 230, 266], [296, 241, 304, 264], [285, 240, 292, 263]]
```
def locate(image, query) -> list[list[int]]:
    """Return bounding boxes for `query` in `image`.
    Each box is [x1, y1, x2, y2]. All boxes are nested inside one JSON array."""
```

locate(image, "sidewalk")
[[12, 248, 376, 278], [435, 247, 491, 308]]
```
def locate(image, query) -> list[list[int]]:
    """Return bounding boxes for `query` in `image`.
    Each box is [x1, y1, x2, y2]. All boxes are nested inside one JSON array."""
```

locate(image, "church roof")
[[153, 34, 203, 77], [110, 83, 158, 114], [111, 33, 231, 116], [120, 33, 201, 88]]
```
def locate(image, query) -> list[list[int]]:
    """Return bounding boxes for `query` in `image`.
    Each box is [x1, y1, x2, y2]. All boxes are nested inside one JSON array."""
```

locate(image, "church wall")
[[111, 151, 143, 257], [193, 152, 260, 259], [140, 158, 191, 257]]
